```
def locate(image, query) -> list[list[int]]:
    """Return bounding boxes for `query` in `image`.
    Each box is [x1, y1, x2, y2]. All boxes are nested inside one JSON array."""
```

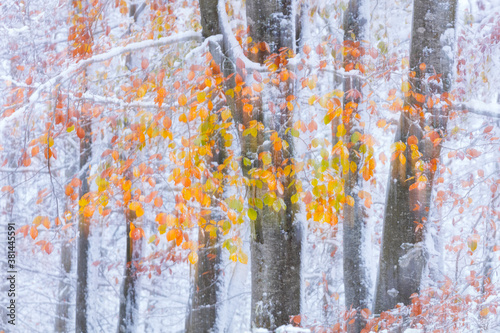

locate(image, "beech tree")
[[374, 0, 458, 314], [341, 1, 371, 332]]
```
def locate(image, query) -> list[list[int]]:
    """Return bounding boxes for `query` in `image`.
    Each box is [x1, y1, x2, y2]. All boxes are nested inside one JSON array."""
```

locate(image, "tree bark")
[[55, 212, 74, 332], [185, 131, 225, 332], [185, 3, 223, 332], [341, 2, 370, 332], [117, 208, 142, 333], [374, 0, 457, 314], [244, 0, 301, 329], [75, 115, 92, 333]]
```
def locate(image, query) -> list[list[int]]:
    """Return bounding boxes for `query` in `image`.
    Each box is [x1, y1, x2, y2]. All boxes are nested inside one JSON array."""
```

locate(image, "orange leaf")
[[30, 226, 38, 239], [480, 307, 489, 317], [65, 185, 74, 196], [45, 242, 54, 254], [243, 104, 253, 113], [42, 217, 50, 229], [1, 185, 14, 193], [77, 127, 85, 139], [426, 97, 434, 109], [61, 223, 74, 231], [141, 58, 149, 70], [377, 119, 386, 128], [31, 146, 39, 157], [167, 229, 176, 242], [71, 178, 82, 187], [163, 116, 172, 129], [154, 196, 163, 208], [308, 120, 317, 132], [83, 205, 95, 217], [407, 135, 418, 146], [148, 177, 156, 187], [467, 148, 481, 158], [399, 153, 406, 165], [178, 94, 187, 106]]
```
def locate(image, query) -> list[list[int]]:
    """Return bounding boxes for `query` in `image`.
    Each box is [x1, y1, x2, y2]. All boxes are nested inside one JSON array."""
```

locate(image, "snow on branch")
[[217, 0, 265, 72], [1, 31, 203, 125], [457, 101, 500, 119]]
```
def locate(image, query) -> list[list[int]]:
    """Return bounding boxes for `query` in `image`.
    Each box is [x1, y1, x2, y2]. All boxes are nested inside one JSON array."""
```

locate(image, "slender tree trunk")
[[55, 208, 74, 332], [117, 207, 142, 333], [374, 0, 457, 314], [185, 3, 223, 332], [75, 114, 92, 333], [341, 2, 370, 332], [186, 132, 225, 332], [243, 0, 301, 329], [56, 235, 73, 332]]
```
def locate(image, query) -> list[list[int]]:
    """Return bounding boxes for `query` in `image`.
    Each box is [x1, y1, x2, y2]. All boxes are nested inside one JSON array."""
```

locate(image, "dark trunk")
[[117, 209, 142, 333], [244, 0, 301, 329], [374, 0, 457, 314], [75, 116, 92, 333], [341, 2, 370, 333], [185, 3, 223, 332]]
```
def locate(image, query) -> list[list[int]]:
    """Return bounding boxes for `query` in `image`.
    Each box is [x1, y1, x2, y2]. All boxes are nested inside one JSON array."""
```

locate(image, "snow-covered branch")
[[1, 31, 202, 125], [457, 101, 500, 119], [217, 0, 265, 72]]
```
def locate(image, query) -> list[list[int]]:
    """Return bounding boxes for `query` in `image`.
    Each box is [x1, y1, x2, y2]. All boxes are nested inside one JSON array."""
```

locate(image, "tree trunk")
[[244, 0, 301, 329], [55, 216, 74, 332], [117, 208, 142, 333], [341, 2, 370, 332], [185, 3, 223, 332], [374, 0, 457, 314], [75, 115, 92, 333], [185, 131, 224, 332]]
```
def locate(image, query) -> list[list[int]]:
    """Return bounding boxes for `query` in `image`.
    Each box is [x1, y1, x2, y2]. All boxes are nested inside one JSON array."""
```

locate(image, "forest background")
[[0, 0, 499, 332]]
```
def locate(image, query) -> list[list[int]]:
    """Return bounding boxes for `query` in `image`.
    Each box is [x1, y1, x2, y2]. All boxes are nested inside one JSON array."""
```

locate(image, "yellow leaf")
[[399, 153, 406, 165], [123, 180, 131, 191], [129, 201, 139, 211], [480, 307, 489, 317], [136, 204, 144, 217], [346, 195, 354, 206], [188, 251, 198, 264], [350, 161, 357, 173], [148, 235, 156, 244], [221, 108, 231, 121], [401, 81, 411, 93], [308, 95, 317, 105], [137, 84, 148, 98], [178, 94, 187, 106], [337, 124, 346, 137], [261, 152, 272, 166], [239, 251, 248, 264], [197, 92, 206, 103], [248, 208, 257, 220]]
